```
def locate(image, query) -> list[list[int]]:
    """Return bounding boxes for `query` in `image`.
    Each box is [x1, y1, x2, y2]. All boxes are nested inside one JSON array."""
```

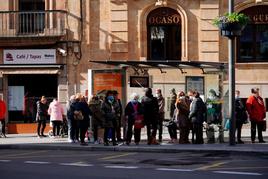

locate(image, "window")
[[147, 8, 181, 60], [237, 6, 268, 62]]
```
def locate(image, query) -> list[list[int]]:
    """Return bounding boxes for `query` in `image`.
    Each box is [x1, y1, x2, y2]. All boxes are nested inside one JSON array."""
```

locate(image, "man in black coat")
[[235, 90, 247, 144], [142, 88, 159, 145], [189, 91, 206, 144]]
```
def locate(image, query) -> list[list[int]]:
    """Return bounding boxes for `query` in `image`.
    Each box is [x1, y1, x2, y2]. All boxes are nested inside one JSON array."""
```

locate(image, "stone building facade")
[[0, 0, 267, 133]]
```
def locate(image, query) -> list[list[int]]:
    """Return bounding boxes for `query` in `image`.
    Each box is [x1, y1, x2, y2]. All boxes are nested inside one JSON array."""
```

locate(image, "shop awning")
[[89, 60, 227, 71], [0, 64, 63, 75]]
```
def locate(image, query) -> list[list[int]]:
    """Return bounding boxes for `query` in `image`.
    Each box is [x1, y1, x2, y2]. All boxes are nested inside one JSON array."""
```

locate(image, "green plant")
[[213, 12, 249, 26]]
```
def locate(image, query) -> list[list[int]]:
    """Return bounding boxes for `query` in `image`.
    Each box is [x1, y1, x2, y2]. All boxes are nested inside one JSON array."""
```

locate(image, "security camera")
[[57, 48, 67, 56]]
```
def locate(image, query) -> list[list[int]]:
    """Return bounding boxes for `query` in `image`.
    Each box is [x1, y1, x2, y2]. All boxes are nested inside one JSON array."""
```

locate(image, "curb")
[[1, 143, 268, 156]]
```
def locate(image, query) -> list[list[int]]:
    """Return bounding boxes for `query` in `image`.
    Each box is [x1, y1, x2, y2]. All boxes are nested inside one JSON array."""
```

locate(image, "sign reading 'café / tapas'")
[[147, 7, 181, 25], [3, 49, 56, 64]]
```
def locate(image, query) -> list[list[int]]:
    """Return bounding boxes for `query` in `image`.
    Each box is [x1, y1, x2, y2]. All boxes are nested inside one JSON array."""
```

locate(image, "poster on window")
[[92, 70, 123, 100], [8, 86, 24, 111], [186, 76, 204, 95]]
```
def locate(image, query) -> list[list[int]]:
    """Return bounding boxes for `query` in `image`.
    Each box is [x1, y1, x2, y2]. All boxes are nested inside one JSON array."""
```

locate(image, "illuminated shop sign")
[[3, 49, 56, 64]]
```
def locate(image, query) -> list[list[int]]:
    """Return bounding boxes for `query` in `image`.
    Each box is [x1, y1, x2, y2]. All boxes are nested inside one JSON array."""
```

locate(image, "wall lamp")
[[155, 0, 167, 6]]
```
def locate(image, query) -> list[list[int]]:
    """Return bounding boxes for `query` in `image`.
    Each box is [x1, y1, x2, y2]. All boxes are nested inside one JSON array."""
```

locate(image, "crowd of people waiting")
[[1, 87, 265, 145]]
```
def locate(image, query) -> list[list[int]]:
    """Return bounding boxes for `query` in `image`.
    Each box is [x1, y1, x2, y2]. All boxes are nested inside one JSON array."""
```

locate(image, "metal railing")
[[0, 10, 66, 37]]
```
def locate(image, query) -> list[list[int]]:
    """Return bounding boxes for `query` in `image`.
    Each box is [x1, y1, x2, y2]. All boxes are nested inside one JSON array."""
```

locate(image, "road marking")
[[207, 166, 268, 170], [99, 153, 137, 160], [213, 171, 262, 176], [24, 161, 51, 165], [59, 162, 93, 167], [196, 162, 228, 171], [156, 168, 194, 172], [3, 151, 48, 159], [0, 160, 11, 162], [105, 165, 139, 169]]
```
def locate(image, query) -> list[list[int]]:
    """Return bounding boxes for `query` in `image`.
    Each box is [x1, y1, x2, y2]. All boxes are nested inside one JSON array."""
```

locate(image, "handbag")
[[74, 110, 84, 120], [134, 114, 144, 129]]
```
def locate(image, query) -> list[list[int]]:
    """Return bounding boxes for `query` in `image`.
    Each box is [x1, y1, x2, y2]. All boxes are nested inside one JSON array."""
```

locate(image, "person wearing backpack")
[[189, 91, 206, 144], [125, 93, 144, 145]]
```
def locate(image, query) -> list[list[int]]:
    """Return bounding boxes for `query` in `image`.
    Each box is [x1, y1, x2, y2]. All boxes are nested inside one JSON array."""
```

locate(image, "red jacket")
[[246, 95, 266, 122], [0, 100, 7, 120]]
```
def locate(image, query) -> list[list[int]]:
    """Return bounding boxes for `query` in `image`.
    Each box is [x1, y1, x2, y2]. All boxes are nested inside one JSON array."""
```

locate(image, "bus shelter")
[[90, 60, 229, 143]]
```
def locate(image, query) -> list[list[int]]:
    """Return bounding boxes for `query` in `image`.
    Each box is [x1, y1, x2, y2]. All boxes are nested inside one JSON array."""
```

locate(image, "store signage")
[[3, 49, 56, 64], [148, 14, 181, 25], [130, 76, 150, 88], [147, 7, 181, 25], [250, 14, 268, 24]]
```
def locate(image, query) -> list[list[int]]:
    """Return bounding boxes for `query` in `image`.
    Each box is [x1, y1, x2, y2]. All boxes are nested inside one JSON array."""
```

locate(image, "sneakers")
[[68, 139, 75, 143]]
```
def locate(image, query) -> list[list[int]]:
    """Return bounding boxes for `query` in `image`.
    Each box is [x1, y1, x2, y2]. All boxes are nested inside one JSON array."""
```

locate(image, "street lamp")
[[228, 0, 236, 146]]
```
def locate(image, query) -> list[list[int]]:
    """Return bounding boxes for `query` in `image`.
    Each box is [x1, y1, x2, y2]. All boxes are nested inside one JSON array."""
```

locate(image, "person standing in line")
[[142, 88, 159, 145], [125, 93, 143, 145], [246, 88, 266, 143], [156, 89, 165, 143], [189, 91, 206, 144], [0, 95, 7, 137], [66, 95, 77, 143], [48, 98, 64, 138], [73, 94, 91, 146], [113, 90, 123, 142], [36, 96, 48, 138], [167, 88, 177, 143], [175, 91, 190, 144], [88, 95, 105, 144], [235, 90, 248, 144], [102, 90, 120, 146]]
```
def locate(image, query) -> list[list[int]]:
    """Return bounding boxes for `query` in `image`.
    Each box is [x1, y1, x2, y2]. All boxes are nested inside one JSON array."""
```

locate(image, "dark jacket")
[[67, 99, 76, 121], [235, 97, 247, 123], [125, 101, 143, 122], [141, 95, 159, 124], [73, 101, 91, 122], [101, 99, 120, 128], [176, 97, 190, 128], [36, 101, 48, 121], [88, 98, 105, 127], [189, 97, 206, 124]]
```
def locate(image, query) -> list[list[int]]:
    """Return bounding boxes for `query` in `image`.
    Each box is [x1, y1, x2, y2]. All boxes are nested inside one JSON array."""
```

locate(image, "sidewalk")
[[1, 128, 268, 155]]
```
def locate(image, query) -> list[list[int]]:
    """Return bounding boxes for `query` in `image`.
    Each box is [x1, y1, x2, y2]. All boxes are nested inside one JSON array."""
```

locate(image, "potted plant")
[[213, 12, 250, 38]]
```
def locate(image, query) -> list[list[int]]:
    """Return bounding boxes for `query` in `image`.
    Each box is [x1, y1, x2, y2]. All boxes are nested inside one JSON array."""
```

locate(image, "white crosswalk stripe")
[[105, 165, 139, 169], [156, 168, 194, 172], [59, 163, 93, 167], [0, 160, 11, 162], [213, 171, 262, 176], [24, 161, 51, 164]]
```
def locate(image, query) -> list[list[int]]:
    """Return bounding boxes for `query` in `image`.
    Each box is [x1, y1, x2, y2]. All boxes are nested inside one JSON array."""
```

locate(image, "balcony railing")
[[0, 10, 66, 37]]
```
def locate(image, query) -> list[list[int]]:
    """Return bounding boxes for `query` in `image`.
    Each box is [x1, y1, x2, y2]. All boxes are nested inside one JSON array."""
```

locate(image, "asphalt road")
[[0, 149, 267, 179]]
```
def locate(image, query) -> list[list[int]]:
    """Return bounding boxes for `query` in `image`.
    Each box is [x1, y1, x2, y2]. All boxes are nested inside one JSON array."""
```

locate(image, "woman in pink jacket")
[[48, 99, 64, 138]]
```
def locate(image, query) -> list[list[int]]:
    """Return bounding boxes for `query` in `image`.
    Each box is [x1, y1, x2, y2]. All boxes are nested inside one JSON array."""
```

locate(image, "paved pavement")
[[1, 127, 268, 155]]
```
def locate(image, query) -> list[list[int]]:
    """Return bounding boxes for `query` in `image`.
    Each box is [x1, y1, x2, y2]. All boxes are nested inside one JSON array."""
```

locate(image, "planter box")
[[218, 22, 245, 38]]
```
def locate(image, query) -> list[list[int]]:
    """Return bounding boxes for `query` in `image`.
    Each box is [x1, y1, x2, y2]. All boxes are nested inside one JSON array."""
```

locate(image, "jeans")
[[52, 121, 62, 136], [158, 112, 164, 141], [104, 127, 116, 143], [68, 119, 79, 141]]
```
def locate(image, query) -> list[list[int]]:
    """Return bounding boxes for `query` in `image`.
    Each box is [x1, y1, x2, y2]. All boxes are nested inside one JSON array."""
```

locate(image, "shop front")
[[0, 49, 63, 133]]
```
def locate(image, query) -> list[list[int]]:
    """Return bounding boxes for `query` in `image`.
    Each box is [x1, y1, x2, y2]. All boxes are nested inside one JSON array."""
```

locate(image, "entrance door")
[[19, 0, 45, 34], [8, 74, 58, 123], [147, 7, 181, 60]]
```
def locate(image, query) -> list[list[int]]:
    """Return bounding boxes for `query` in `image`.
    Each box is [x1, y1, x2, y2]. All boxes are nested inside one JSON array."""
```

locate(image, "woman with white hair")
[[124, 93, 144, 145]]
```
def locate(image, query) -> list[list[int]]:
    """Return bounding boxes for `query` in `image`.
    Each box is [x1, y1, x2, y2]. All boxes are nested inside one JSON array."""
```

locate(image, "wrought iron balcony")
[[0, 10, 66, 37]]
